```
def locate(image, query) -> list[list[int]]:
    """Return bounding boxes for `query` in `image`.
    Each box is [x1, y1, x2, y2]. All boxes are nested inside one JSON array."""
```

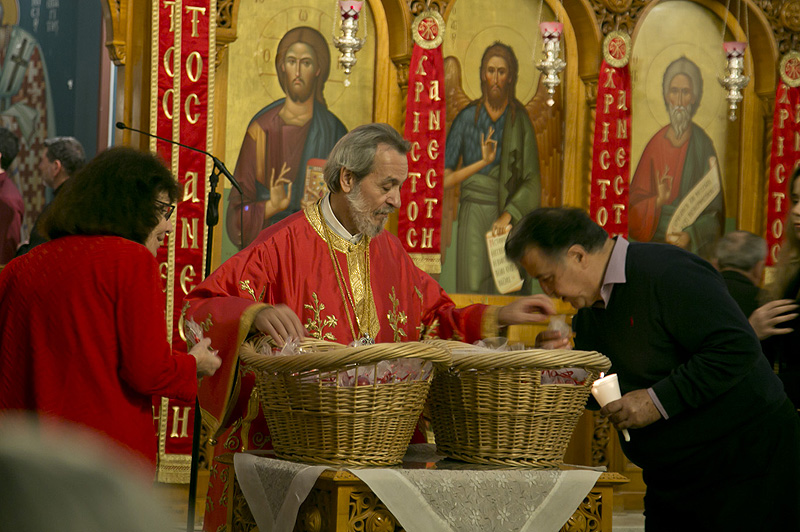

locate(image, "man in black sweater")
[[506, 207, 800, 531]]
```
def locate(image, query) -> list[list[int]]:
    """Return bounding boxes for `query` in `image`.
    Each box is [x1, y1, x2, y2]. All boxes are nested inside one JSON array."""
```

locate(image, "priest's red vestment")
[[186, 204, 498, 530], [0, 236, 198, 473]]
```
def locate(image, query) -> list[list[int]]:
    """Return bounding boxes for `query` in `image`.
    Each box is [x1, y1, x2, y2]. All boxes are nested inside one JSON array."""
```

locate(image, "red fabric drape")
[[153, 0, 213, 481], [590, 60, 632, 237], [400, 18, 445, 274], [766, 79, 800, 266]]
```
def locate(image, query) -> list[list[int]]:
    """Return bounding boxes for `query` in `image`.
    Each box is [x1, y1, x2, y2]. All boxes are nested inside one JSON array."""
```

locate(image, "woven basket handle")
[[240, 340, 452, 373], [425, 340, 611, 372]]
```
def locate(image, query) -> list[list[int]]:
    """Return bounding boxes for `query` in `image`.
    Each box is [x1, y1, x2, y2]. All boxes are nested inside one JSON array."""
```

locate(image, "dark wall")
[[15, 1, 103, 158]]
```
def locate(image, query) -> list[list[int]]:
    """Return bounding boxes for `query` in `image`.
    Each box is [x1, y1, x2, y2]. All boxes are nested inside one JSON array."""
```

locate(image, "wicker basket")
[[427, 340, 611, 467], [239, 339, 451, 466]]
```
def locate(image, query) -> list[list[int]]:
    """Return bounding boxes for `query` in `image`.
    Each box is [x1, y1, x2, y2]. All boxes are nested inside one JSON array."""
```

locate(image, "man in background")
[[0, 126, 21, 265], [16, 136, 85, 255], [226, 26, 347, 249], [712, 230, 798, 342], [506, 207, 800, 530]]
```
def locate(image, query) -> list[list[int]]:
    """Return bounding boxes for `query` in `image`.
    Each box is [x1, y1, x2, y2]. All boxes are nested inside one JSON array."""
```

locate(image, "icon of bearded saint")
[[442, 41, 561, 295], [629, 56, 725, 258], [226, 26, 347, 249], [0, 0, 57, 244]]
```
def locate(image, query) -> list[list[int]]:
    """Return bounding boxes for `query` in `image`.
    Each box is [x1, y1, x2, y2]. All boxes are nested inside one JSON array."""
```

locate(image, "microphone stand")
[[115, 123, 241, 532]]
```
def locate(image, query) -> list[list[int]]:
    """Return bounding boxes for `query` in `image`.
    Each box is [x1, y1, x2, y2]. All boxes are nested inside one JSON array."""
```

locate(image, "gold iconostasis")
[[106, 0, 795, 291]]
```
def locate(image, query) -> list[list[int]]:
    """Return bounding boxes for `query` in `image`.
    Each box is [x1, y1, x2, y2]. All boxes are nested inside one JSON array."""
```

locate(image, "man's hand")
[[190, 338, 222, 377], [601, 388, 661, 430], [749, 299, 799, 340], [253, 305, 306, 346], [535, 329, 572, 350], [497, 294, 556, 326]]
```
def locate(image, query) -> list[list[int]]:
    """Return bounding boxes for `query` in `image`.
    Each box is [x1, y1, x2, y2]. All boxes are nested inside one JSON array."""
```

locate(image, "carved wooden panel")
[[349, 490, 406, 531], [407, 0, 450, 16], [101, 0, 127, 65], [588, 0, 648, 36], [754, 0, 800, 55], [561, 489, 603, 532], [295, 488, 332, 532]]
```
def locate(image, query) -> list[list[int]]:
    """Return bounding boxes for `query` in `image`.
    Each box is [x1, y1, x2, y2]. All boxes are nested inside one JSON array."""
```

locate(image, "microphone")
[[115, 121, 242, 194]]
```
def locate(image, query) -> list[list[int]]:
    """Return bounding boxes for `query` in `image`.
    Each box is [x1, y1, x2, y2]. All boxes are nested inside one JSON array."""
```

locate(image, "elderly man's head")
[[323, 124, 410, 237], [713, 230, 767, 284], [662, 57, 703, 137]]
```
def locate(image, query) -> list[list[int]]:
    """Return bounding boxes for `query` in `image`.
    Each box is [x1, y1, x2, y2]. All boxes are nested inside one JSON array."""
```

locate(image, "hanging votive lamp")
[[333, 1, 366, 87], [719, 41, 750, 121], [536, 22, 566, 107]]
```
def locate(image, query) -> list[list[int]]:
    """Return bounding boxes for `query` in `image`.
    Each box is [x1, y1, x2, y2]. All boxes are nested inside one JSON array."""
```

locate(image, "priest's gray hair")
[[714, 230, 767, 272], [662, 57, 703, 117], [324, 123, 411, 194]]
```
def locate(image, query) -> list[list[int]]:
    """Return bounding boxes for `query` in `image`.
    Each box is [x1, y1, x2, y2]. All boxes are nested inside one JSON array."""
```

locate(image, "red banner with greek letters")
[[152, 0, 215, 483], [400, 12, 446, 274], [590, 59, 631, 237], [766, 79, 800, 266]]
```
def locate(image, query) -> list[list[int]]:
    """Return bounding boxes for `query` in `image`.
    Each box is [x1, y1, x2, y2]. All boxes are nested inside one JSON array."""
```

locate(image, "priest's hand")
[[190, 338, 222, 377], [749, 299, 798, 340], [254, 304, 307, 346], [601, 388, 661, 430], [497, 294, 556, 326]]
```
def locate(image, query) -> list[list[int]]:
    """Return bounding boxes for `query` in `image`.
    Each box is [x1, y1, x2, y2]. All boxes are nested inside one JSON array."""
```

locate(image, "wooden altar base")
[[227, 467, 629, 532]]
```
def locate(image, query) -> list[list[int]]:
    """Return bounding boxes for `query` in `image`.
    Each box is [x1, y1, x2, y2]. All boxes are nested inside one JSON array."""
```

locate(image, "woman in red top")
[[0, 147, 221, 475]]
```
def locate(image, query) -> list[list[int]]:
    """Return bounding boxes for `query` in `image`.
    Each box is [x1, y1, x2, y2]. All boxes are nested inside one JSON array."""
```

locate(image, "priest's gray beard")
[[669, 103, 693, 139], [346, 182, 394, 237]]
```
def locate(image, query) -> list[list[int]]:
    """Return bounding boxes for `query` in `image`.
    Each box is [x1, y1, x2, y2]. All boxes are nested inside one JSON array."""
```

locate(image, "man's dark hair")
[[506, 207, 608, 263], [41, 147, 179, 245], [323, 123, 411, 194], [44, 137, 86, 178], [0, 127, 20, 170]]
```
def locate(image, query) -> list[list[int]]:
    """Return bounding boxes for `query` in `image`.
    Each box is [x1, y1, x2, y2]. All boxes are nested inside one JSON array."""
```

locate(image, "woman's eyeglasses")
[[155, 200, 175, 220]]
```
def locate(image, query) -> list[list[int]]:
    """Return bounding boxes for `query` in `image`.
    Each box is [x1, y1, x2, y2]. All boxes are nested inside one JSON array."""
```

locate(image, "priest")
[[185, 123, 556, 531]]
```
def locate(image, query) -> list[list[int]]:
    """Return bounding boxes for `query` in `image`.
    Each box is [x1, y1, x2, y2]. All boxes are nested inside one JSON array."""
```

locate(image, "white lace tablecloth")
[[234, 445, 602, 532]]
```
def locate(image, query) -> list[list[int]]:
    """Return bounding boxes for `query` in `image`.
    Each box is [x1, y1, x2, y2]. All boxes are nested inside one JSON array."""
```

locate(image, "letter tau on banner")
[[152, 0, 215, 483], [401, 10, 446, 274], [590, 31, 631, 238]]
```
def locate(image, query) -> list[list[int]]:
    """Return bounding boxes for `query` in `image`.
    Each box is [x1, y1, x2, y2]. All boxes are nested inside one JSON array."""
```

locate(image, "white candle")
[[591, 373, 631, 442]]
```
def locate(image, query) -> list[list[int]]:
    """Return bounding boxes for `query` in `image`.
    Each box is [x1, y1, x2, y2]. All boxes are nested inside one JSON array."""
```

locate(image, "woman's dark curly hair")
[[41, 146, 179, 245]]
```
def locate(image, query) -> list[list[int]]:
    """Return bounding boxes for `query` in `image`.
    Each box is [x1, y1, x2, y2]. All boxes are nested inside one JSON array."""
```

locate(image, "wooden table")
[[225, 454, 629, 532]]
